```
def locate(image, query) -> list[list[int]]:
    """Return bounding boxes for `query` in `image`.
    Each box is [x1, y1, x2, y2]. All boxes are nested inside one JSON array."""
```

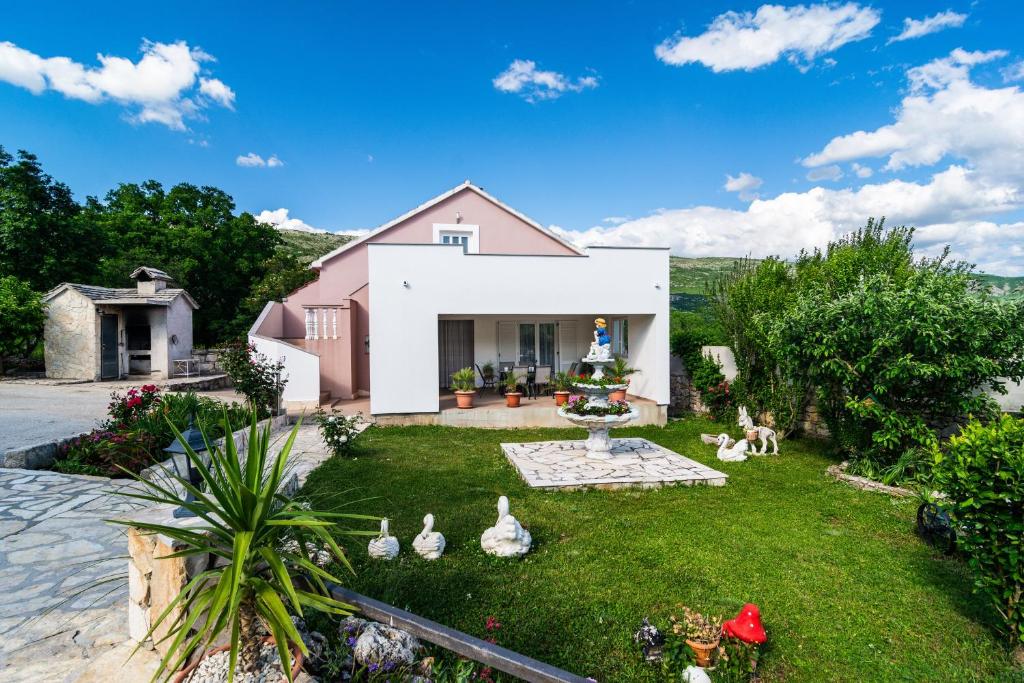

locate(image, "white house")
[[250, 182, 670, 421]]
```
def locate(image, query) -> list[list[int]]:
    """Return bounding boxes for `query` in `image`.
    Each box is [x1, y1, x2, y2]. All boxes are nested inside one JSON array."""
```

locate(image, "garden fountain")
[[557, 318, 639, 459]]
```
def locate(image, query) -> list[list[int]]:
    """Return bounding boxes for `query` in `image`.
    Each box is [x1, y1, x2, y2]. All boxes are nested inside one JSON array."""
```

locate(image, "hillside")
[[973, 273, 1024, 299], [276, 230, 354, 265]]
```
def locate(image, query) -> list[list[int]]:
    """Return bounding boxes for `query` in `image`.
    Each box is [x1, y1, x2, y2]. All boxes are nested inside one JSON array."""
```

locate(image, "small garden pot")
[[685, 638, 720, 668], [745, 429, 759, 442], [608, 389, 627, 402], [454, 390, 476, 409], [173, 637, 304, 683], [554, 391, 570, 406], [506, 392, 522, 408]]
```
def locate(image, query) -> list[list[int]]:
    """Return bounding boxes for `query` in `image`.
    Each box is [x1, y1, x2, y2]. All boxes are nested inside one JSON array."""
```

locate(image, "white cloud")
[[803, 49, 1022, 180], [553, 166, 1024, 274], [724, 172, 764, 200], [806, 164, 843, 182], [851, 162, 873, 178], [655, 3, 880, 72], [236, 152, 284, 168], [255, 208, 371, 238], [889, 10, 967, 44], [1002, 60, 1024, 83], [255, 208, 325, 233], [493, 59, 598, 102], [0, 40, 233, 130], [199, 77, 235, 109]]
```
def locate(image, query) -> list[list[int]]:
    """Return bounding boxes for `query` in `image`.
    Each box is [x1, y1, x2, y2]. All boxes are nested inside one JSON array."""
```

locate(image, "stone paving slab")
[[501, 437, 728, 490]]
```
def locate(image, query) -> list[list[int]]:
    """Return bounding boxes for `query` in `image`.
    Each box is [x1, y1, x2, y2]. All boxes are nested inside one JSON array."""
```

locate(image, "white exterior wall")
[[369, 245, 670, 414], [249, 334, 321, 407], [165, 297, 194, 375], [44, 289, 98, 380]]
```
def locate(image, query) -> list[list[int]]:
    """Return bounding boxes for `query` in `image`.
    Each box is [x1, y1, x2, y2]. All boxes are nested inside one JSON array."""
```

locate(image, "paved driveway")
[[0, 381, 245, 455]]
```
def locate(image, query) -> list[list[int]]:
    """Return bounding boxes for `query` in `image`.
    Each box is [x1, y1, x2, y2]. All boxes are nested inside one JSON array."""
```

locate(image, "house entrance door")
[[438, 320, 474, 388], [100, 314, 119, 379]]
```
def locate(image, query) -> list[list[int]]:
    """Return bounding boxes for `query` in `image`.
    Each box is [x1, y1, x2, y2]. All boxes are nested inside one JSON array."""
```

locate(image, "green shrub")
[[0, 276, 45, 372], [934, 415, 1024, 648], [221, 341, 288, 412], [314, 408, 362, 457]]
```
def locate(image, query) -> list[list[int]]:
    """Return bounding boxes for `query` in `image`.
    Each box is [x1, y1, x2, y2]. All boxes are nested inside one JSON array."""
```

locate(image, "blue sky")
[[2, 1, 1024, 272]]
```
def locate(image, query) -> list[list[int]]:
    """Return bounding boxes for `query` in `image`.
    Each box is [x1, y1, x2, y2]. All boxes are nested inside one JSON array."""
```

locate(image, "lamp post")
[[163, 416, 209, 519]]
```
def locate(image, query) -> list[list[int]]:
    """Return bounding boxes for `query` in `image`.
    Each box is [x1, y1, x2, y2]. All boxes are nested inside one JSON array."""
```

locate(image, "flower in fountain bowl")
[[561, 396, 632, 417]]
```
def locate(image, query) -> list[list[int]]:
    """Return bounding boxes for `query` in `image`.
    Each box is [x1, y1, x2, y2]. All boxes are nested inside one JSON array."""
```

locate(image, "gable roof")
[[43, 283, 199, 309], [310, 180, 582, 268]]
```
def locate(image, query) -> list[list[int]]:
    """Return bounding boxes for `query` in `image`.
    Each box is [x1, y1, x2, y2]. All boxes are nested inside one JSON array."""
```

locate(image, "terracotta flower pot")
[[554, 391, 570, 406], [455, 390, 476, 409], [608, 389, 627, 402], [173, 637, 304, 683], [745, 429, 759, 442], [685, 638, 720, 668], [506, 392, 522, 408]]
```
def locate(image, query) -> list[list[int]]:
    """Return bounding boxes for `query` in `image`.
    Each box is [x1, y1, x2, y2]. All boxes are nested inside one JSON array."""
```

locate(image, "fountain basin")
[[558, 405, 640, 459]]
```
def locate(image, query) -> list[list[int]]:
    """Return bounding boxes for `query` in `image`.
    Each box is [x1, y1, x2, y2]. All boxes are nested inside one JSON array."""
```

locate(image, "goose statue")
[[481, 496, 532, 558], [412, 513, 446, 560], [716, 433, 749, 462], [367, 518, 400, 560]]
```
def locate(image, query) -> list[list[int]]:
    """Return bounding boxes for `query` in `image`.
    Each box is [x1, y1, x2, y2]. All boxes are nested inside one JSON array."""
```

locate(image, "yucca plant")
[[112, 412, 376, 682]]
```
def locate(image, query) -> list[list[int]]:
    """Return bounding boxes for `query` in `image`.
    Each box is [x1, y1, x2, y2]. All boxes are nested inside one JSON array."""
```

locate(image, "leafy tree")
[[85, 181, 282, 344], [230, 252, 317, 338], [0, 276, 46, 372], [0, 147, 103, 290]]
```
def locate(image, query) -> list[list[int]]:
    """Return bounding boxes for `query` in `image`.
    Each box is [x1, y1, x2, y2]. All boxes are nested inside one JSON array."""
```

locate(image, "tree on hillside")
[[0, 147, 104, 291], [85, 181, 282, 344], [0, 276, 45, 373]]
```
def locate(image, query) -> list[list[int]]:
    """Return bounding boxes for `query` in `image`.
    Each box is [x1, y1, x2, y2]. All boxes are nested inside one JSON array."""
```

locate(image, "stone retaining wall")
[[190, 348, 226, 376]]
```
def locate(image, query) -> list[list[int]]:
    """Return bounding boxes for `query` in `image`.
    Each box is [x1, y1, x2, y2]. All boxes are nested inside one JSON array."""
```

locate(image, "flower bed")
[[53, 386, 252, 477], [560, 395, 632, 417]]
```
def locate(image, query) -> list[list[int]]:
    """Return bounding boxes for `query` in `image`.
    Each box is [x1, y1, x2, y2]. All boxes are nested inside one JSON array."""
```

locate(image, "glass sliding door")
[[539, 323, 555, 367], [518, 323, 536, 364]]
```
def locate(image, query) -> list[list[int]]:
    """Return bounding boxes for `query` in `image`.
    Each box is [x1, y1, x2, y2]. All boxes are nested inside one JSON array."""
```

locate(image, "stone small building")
[[43, 267, 199, 381]]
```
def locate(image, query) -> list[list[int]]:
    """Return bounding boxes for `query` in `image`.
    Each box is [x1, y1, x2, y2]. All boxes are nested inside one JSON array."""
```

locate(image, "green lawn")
[[299, 418, 1020, 682]]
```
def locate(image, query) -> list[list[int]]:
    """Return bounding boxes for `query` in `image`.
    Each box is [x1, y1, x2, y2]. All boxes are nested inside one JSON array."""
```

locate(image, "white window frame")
[[432, 223, 479, 253], [611, 317, 628, 357]]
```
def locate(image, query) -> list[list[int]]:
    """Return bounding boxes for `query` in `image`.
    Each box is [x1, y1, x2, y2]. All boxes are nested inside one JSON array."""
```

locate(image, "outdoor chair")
[[475, 364, 496, 393], [525, 365, 537, 399], [534, 366, 551, 397], [513, 366, 529, 396]]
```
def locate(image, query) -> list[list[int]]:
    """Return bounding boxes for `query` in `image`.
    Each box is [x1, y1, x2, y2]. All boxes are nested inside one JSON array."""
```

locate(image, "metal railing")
[[328, 585, 592, 683]]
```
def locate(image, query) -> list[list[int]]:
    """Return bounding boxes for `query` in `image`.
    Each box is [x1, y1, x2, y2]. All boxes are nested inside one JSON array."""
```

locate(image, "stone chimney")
[[130, 266, 173, 295]]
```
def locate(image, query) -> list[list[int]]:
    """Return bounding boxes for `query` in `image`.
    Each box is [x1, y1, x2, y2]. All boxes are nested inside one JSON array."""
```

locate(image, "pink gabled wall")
[[277, 186, 576, 400]]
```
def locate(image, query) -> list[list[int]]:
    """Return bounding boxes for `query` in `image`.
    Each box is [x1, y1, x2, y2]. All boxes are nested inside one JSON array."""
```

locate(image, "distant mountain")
[[972, 273, 1024, 300], [276, 229, 355, 265], [668, 257, 1022, 311]]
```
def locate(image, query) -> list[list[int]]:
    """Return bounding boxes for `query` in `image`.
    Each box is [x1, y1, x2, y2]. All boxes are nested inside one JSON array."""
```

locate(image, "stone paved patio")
[[501, 437, 728, 490], [0, 423, 346, 682]]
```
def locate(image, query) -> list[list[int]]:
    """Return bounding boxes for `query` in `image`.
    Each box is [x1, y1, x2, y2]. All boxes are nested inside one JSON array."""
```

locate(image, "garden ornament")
[[701, 432, 734, 448], [716, 433, 749, 462], [368, 518, 400, 560], [481, 495, 532, 557], [682, 666, 712, 683], [722, 603, 767, 644], [412, 513, 446, 560], [585, 317, 612, 362], [737, 406, 779, 455], [633, 617, 665, 662]]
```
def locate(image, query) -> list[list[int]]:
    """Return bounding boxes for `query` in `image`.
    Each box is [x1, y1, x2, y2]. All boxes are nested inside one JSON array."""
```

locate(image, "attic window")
[[433, 223, 479, 253]]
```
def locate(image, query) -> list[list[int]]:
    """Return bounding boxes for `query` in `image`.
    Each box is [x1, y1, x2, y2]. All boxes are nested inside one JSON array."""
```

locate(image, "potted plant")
[[115, 413, 369, 683], [481, 361, 495, 383], [552, 371, 573, 406], [607, 356, 636, 402], [504, 372, 522, 408], [675, 607, 722, 668], [450, 366, 477, 409]]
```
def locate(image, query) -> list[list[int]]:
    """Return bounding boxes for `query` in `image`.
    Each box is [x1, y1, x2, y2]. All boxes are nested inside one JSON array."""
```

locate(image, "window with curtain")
[[539, 323, 555, 366], [612, 318, 629, 356]]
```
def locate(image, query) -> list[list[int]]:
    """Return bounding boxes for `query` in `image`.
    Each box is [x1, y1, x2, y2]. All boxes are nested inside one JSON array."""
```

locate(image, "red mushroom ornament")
[[722, 603, 766, 644]]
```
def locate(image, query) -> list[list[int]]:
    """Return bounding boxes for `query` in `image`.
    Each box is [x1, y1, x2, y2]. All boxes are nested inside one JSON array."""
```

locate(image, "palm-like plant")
[[609, 356, 637, 384], [112, 413, 375, 682]]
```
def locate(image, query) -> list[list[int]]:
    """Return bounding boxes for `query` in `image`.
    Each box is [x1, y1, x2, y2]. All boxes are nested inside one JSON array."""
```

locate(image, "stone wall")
[[669, 357, 707, 416], [44, 289, 98, 380], [190, 348, 226, 376]]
